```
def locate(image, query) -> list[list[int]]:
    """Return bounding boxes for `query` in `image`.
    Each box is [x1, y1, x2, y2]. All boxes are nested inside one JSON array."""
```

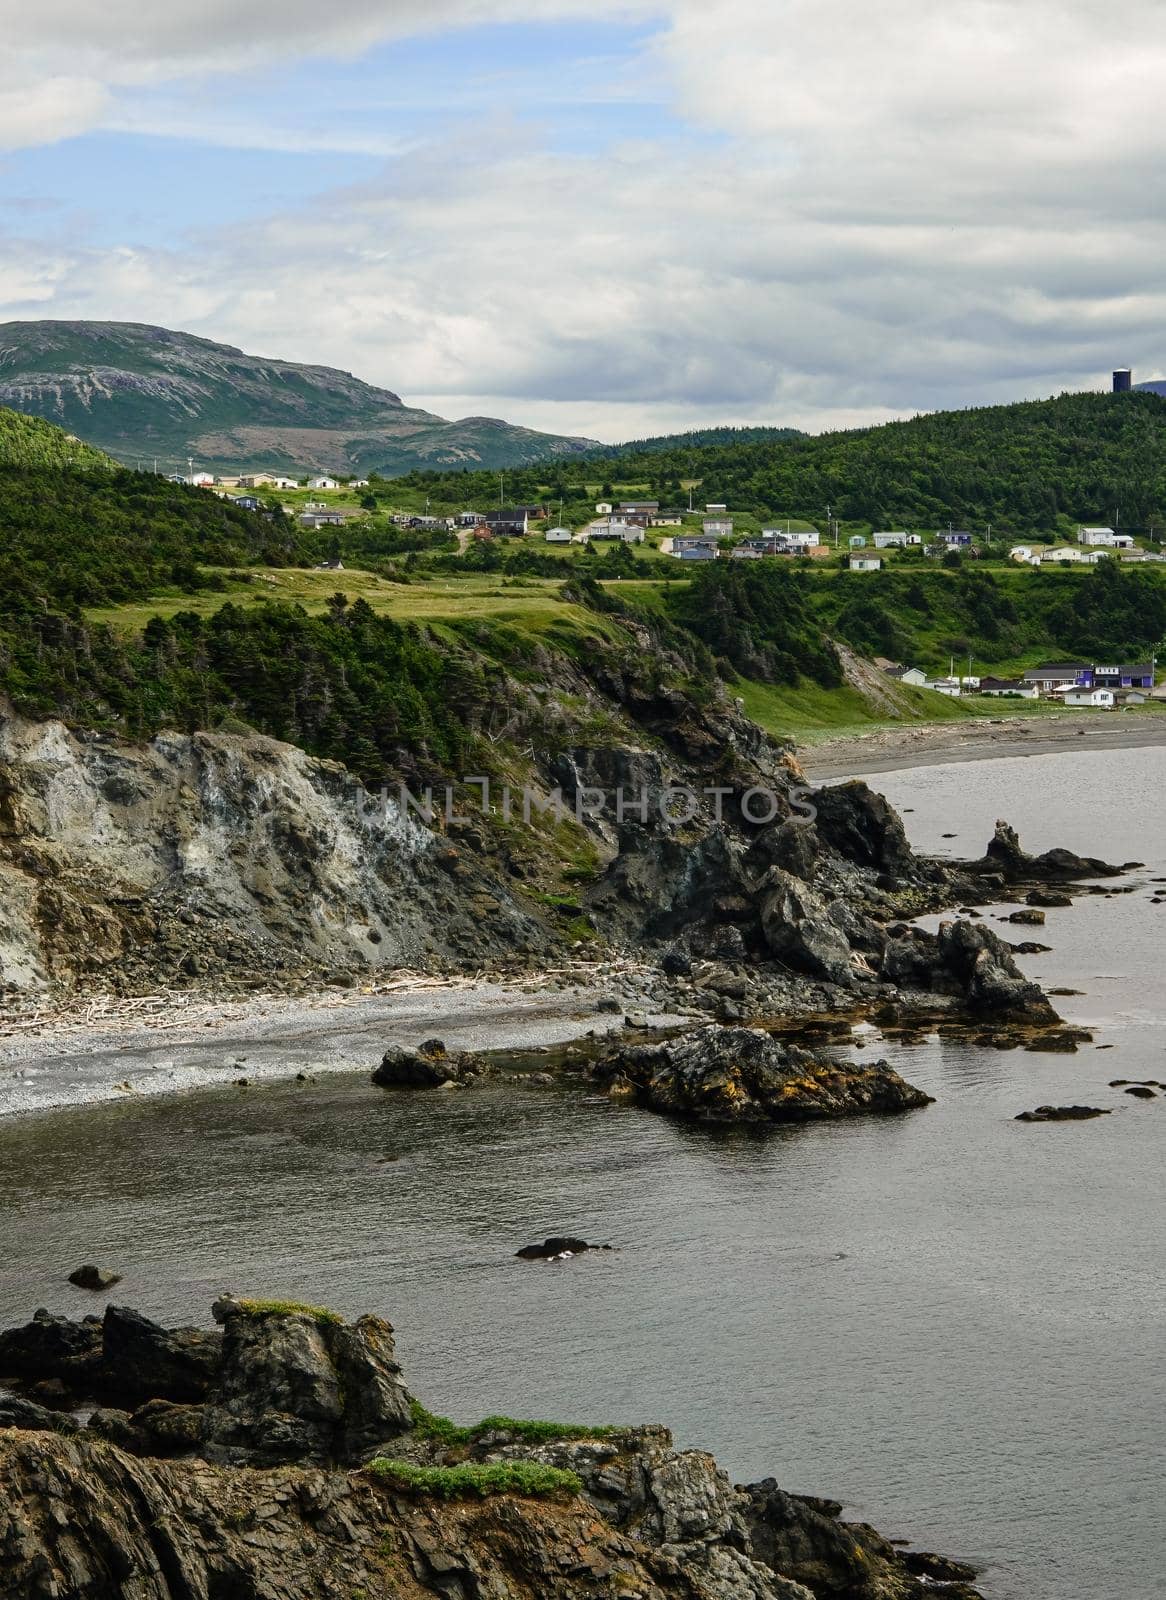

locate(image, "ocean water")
[[1, 745, 1163, 1599]]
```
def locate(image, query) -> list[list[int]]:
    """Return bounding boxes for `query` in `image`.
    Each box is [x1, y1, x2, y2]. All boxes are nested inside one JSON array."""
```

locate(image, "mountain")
[[1134, 379, 1166, 398], [0, 320, 599, 477]]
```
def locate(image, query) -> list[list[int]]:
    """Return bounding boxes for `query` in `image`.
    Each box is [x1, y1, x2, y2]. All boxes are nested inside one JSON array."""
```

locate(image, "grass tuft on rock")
[[408, 1400, 614, 1445], [368, 1459, 582, 1500], [234, 1298, 343, 1327]]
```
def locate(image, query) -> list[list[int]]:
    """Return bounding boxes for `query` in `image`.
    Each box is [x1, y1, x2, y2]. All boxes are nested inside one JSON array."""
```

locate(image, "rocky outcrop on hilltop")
[[0, 1297, 984, 1600], [588, 1025, 933, 1123]]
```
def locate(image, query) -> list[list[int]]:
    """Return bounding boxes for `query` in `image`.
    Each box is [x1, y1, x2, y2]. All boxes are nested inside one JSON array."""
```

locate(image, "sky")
[[1, 0, 1164, 442]]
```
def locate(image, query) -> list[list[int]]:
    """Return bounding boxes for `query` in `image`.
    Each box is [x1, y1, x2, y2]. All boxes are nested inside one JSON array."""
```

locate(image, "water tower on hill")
[[1113, 368, 1132, 392]]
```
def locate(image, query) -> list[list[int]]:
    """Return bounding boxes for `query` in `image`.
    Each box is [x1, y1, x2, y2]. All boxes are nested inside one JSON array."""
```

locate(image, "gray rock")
[[67, 1265, 122, 1292], [199, 1296, 413, 1466]]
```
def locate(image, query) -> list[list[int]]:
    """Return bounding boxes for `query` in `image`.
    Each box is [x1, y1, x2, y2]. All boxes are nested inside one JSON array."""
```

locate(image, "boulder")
[[99, 1306, 221, 1406], [372, 1039, 488, 1088], [67, 1265, 122, 1292], [1124, 1084, 1157, 1099], [0, 1393, 82, 1434], [199, 1296, 413, 1466], [759, 869, 855, 986], [589, 1026, 932, 1124], [935, 920, 1056, 1021], [808, 781, 917, 877], [0, 1309, 103, 1388], [1006, 908, 1046, 925]]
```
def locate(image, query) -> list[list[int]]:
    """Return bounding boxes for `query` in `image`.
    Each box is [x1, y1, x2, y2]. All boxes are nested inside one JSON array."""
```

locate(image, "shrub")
[[368, 1459, 582, 1500]]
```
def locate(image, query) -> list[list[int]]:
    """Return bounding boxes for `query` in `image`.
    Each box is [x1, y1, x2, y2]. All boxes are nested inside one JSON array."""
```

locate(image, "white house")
[[849, 555, 882, 572], [873, 530, 909, 548], [189, 471, 215, 487], [925, 677, 962, 697], [544, 526, 573, 543], [1009, 546, 1038, 564], [1056, 687, 1115, 708], [706, 502, 728, 513], [1040, 546, 1087, 564], [703, 517, 733, 537], [848, 534, 867, 548], [350, 478, 370, 488], [764, 528, 816, 547], [308, 475, 339, 490], [271, 476, 299, 490], [885, 664, 928, 687], [595, 501, 613, 514]]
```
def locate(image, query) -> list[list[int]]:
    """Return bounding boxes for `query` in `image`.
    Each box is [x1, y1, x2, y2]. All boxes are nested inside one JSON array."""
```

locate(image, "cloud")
[[3, 1, 1166, 435]]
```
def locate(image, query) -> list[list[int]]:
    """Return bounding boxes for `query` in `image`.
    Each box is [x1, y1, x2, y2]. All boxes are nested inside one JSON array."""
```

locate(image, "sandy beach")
[[0, 966, 683, 1118], [800, 711, 1166, 779]]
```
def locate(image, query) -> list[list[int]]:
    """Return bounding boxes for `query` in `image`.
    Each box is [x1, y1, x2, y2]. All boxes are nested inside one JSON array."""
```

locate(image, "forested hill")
[[407, 390, 1166, 535], [592, 391, 1166, 531], [589, 425, 805, 458], [0, 407, 114, 472]]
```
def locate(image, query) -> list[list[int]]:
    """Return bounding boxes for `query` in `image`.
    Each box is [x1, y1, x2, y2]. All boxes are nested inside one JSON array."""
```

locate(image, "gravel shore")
[[800, 713, 1166, 779], [0, 967, 682, 1118]]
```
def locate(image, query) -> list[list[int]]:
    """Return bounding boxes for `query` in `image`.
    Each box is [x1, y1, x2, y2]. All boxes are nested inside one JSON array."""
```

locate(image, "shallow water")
[[2, 745, 1164, 1600]]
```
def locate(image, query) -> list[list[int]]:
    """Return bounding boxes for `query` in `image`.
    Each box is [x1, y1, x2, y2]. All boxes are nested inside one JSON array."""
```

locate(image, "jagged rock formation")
[[0, 1298, 983, 1600], [588, 1026, 933, 1122], [0, 667, 1111, 1032]]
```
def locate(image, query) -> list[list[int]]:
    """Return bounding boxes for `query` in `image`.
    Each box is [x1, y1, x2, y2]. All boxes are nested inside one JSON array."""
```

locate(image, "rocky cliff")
[[0, 1297, 983, 1600], [0, 667, 1085, 1034]]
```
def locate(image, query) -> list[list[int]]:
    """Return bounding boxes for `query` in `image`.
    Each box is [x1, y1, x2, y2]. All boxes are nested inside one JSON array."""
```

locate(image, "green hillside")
[[0, 407, 113, 472], [407, 389, 1166, 536], [0, 320, 599, 478]]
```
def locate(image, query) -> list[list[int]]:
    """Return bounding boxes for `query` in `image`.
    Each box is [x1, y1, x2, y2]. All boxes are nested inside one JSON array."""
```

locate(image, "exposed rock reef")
[[0, 1297, 983, 1600], [587, 1025, 932, 1123]]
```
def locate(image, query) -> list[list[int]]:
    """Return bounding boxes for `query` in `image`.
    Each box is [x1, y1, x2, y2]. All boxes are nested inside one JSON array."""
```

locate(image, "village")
[[164, 470, 1165, 706], [875, 657, 1159, 706]]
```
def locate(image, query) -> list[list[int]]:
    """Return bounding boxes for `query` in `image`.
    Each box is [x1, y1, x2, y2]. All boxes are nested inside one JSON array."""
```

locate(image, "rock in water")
[[67, 1265, 122, 1292], [590, 1025, 932, 1123], [372, 1039, 489, 1088], [515, 1237, 612, 1260], [1015, 1105, 1112, 1122]]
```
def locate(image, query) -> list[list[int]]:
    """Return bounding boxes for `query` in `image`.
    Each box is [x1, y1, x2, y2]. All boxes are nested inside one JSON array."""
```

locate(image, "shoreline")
[[0, 966, 682, 1119], [799, 713, 1166, 779]]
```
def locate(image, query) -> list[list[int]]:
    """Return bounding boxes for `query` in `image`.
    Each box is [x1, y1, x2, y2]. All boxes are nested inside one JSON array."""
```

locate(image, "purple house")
[[1093, 663, 1155, 689]]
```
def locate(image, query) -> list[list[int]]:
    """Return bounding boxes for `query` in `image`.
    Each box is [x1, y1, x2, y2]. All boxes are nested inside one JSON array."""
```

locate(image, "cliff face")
[[0, 711, 552, 993], [0, 1298, 983, 1600], [0, 683, 1064, 1035]]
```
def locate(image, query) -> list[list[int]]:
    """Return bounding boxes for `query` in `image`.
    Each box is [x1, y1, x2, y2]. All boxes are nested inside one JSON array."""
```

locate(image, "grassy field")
[[85, 566, 625, 641], [735, 676, 1082, 744], [83, 556, 1164, 745]]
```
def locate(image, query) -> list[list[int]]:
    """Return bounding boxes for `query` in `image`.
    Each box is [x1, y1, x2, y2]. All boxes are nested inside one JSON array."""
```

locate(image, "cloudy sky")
[[1, 0, 1162, 441]]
